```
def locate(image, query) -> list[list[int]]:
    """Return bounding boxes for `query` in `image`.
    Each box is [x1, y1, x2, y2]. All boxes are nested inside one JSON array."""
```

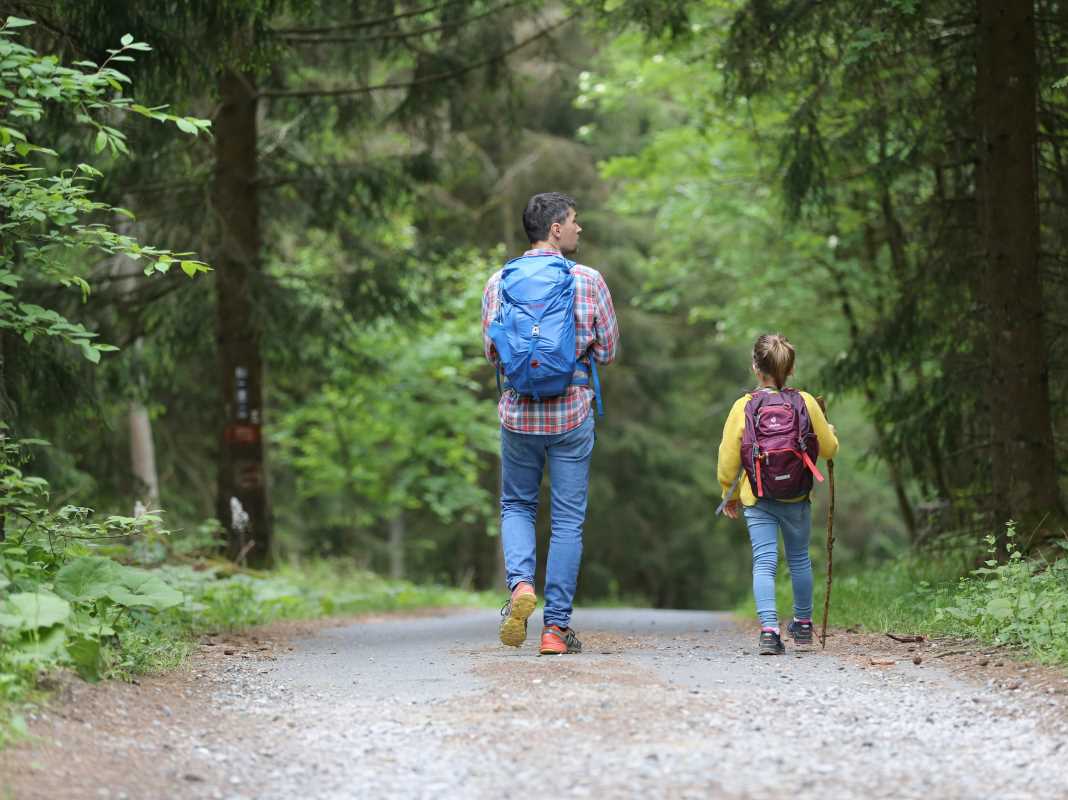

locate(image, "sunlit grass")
[[735, 548, 973, 635]]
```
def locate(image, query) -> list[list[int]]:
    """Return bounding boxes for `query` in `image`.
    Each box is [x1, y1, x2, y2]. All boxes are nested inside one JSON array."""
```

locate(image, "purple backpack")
[[741, 388, 824, 500]]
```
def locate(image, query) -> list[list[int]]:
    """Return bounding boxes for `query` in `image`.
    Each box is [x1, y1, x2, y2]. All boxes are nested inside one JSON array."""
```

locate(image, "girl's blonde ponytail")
[[753, 333, 796, 389]]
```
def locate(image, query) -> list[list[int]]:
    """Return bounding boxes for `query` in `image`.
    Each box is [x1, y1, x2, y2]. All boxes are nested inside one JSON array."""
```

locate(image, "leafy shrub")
[[739, 521, 1068, 666], [0, 445, 491, 747], [936, 523, 1068, 663], [0, 439, 184, 687]]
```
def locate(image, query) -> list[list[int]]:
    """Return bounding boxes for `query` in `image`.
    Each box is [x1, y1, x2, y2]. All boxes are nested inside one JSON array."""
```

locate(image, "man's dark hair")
[[522, 192, 576, 244]]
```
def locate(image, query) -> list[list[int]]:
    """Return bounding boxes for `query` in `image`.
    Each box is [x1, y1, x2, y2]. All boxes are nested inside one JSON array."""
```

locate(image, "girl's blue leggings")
[[742, 498, 814, 629]]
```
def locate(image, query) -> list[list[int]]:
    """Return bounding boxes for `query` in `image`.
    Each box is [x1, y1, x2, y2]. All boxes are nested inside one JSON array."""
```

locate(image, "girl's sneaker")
[[758, 628, 785, 655], [787, 618, 814, 645]]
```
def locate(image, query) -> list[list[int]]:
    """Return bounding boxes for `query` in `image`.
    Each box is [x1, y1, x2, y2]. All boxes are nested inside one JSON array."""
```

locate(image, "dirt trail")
[[3, 608, 1067, 800]]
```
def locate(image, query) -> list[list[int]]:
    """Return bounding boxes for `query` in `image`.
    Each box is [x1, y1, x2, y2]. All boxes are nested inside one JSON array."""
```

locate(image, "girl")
[[717, 334, 838, 655]]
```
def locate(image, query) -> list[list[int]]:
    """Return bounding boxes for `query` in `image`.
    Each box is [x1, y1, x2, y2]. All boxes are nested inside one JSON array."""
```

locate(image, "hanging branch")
[[271, 0, 464, 35], [260, 12, 578, 99], [279, 0, 525, 45]]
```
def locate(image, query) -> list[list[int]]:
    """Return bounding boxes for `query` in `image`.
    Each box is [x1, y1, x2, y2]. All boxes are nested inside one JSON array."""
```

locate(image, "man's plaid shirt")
[[482, 249, 620, 434]]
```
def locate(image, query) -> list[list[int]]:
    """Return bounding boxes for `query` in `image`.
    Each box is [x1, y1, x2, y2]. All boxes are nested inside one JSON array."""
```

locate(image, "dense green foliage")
[[0, 502, 488, 746], [0, 18, 208, 362]]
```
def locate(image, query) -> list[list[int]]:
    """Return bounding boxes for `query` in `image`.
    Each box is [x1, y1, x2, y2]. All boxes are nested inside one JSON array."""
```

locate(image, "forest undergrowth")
[[739, 522, 1068, 667], [0, 448, 492, 747]]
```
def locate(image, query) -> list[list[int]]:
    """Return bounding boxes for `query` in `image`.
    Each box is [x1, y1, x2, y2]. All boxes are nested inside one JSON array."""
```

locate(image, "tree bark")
[[110, 212, 161, 517], [129, 398, 160, 512], [0, 333, 12, 542], [976, 0, 1064, 539], [214, 68, 272, 567]]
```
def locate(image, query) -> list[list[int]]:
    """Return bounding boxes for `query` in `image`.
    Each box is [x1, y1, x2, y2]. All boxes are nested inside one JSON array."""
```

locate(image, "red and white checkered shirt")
[[482, 249, 620, 434]]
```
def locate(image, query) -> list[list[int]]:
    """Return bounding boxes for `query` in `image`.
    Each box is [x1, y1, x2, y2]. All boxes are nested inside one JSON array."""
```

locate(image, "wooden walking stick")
[[816, 396, 836, 649]]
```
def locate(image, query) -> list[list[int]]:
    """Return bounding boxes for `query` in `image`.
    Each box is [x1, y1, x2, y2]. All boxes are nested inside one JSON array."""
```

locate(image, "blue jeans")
[[499, 414, 595, 629], [742, 498, 813, 630]]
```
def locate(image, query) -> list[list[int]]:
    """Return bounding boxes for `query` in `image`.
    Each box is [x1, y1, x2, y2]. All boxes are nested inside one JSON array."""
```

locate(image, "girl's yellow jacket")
[[717, 389, 839, 507]]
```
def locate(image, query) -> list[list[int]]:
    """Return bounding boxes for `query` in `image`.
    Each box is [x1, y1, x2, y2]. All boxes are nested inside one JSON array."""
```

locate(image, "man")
[[481, 192, 619, 655]]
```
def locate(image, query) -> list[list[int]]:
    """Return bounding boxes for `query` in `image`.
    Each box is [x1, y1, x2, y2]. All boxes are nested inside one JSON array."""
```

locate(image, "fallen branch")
[[886, 633, 926, 643], [931, 648, 971, 659]]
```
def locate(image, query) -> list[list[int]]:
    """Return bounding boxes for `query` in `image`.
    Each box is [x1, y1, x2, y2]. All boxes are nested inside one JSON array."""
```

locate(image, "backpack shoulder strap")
[[783, 388, 814, 425], [784, 389, 825, 483], [716, 392, 756, 516]]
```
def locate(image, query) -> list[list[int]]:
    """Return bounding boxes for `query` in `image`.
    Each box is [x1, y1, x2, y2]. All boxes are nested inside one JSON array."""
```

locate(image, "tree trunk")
[[129, 398, 160, 513], [214, 68, 272, 567], [0, 334, 12, 542], [110, 210, 161, 517], [976, 0, 1063, 540], [388, 512, 405, 580]]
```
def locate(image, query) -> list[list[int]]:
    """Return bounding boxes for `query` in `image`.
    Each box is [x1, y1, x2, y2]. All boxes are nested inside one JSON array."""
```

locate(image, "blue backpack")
[[487, 253, 603, 414]]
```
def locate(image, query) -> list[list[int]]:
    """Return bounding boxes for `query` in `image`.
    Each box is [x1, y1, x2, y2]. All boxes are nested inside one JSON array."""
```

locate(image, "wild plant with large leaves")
[[0, 17, 209, 718], [0, 431, 182, 688]]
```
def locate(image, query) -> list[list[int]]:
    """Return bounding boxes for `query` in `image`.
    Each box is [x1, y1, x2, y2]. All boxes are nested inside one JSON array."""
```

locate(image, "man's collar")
[[523, 247, 562, 257]]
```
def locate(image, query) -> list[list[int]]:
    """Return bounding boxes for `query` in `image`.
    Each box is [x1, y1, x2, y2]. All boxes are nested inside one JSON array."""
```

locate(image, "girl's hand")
[[723, 499, 740, 519]]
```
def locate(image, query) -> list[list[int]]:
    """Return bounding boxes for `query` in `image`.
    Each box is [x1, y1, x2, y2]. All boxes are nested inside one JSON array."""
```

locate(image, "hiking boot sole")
[[499, 593, 537, 647], [759, 642, 786, 655]]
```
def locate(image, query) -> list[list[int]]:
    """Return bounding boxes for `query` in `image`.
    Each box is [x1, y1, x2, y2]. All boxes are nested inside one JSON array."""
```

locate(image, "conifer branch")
[[261, 12, 578, 99], [271, 0, 463, 35], [278, 0, 525, 44]]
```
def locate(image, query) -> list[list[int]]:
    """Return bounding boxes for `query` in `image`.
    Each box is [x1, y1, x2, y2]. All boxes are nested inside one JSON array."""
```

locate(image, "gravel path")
[[4, 608, 1068, 799]]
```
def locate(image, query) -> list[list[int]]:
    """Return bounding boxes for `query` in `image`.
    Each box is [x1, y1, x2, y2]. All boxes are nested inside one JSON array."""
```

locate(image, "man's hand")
[[722, 499, 740, 519]]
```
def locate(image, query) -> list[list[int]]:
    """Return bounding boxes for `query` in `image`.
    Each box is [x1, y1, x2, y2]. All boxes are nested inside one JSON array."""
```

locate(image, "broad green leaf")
[[106, 568, 183, 611], [120, 33, 134, 47], [66, 634, 102, 681], [4, 16, 35, 28], [79, 342, 101, 364], [68, 606, 116, 638], [10, 624, 66, 664], [0, 591, 71, 631], [175, 117, 198, 135], [984, 597, 1015, 621], [93, 129, 107, 153], [54, 556, 126, 603]]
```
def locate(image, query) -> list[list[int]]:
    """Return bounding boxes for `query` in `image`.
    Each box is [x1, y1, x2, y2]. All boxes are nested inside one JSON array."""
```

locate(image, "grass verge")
[[0, 556, 494, 747], [736, 524, 1068, 666]]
